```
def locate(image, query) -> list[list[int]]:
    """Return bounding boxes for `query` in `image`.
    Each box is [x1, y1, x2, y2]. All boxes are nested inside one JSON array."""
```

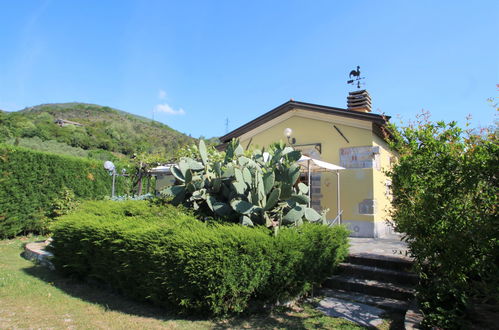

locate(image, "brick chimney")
[[347, 89, 372, 113]]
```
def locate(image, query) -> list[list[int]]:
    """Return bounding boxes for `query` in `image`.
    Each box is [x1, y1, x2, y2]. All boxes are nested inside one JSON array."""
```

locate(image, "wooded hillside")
[[0, 103, 196, 159]]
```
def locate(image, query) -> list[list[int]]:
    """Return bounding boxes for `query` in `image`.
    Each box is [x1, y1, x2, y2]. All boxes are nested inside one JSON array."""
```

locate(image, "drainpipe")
[[336, 170, 341, 224], [308, 160, 311, 207]]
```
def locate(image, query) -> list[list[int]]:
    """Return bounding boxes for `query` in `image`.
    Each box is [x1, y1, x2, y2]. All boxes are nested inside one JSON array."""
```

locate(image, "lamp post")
[[103, 161, 116, 198]]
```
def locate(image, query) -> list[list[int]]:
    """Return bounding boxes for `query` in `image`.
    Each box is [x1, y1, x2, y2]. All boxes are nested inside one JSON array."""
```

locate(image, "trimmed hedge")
[[50, 200, 349, 315], [0, 144, 129, 237]]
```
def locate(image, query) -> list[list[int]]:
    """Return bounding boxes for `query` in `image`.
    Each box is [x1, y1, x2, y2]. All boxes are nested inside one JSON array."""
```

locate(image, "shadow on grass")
[[22, 264, 193, 323], [21, 263, 323, 329]]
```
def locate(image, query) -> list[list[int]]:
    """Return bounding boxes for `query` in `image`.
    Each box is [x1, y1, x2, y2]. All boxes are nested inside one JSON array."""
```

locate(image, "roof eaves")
[[219, 100, 294, 142], [219, 100, 390, 143]]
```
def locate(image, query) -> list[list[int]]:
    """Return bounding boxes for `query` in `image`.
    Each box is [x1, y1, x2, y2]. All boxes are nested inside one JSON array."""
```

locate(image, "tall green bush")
[[50, 200, 349, 316], [0, 144, 130, 237], [387, 117, 498, 328]]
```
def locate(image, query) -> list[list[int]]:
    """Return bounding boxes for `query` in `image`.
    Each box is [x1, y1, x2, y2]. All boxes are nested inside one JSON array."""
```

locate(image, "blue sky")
[[1, 0, 497, 138]]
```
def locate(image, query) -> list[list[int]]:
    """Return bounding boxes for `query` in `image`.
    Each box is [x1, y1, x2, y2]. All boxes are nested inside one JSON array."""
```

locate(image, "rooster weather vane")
[[347, 66, 365, 89]]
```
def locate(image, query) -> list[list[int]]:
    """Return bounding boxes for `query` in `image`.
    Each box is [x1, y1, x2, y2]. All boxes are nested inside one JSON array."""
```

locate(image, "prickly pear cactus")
[[163, 139, 326, 230]]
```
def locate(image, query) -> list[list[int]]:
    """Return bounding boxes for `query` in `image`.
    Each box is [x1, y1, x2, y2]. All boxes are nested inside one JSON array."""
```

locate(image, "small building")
[[54, 118, 83, 127], [149, 165, 176, 193], [219, 90, 396, 238]]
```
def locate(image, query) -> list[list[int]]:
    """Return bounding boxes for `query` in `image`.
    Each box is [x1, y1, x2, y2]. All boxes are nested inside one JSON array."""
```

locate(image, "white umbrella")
[[298, 155, 345, 224], [298, 155, 344, 171]]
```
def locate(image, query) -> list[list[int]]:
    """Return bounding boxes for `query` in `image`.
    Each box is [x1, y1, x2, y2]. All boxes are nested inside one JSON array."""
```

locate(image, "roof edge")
[[220, 100, 390, 143]]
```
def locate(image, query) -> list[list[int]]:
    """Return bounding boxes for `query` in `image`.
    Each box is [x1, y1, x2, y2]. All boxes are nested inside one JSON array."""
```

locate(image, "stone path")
[[317, 296, 385, 327], [348, 237, 411, 261]]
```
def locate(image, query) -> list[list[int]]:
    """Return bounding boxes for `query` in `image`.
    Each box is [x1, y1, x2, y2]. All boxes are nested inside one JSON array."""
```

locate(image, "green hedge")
[[0, 144, 129, 237], [50, 200, 349, 315], [388, 120, 498, 328]]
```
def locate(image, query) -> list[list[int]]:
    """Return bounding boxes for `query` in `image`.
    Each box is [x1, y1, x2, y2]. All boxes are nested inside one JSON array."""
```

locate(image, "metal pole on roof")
[[336, 170, 341, 224], [307, 160, 311, 207]]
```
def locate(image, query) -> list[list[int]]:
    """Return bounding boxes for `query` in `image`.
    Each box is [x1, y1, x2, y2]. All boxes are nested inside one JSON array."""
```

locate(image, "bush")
[[50, 200, 349, 316], [164, 139, 326, 230], [5, 136, 90, 158], [0, 144, 130, 237], [387, 117, 498, 328]]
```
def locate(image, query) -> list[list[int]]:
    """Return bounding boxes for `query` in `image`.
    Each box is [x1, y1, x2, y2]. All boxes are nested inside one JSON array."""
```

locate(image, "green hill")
[[0, 102, 195, 159]]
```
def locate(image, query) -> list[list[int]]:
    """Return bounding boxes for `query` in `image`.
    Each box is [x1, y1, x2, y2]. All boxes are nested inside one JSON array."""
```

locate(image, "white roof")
[[298, 155, 345, 172], [149, 165, 173, 174]]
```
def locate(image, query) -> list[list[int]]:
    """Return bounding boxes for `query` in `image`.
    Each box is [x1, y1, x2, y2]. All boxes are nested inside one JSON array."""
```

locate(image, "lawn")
[[0, 237, 369, 329]]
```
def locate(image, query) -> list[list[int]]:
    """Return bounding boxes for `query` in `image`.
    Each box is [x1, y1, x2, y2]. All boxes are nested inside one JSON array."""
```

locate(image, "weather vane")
[[347, 66, 365, 89]]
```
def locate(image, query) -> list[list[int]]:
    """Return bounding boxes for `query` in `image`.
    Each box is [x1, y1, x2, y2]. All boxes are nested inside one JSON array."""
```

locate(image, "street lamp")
[[103, 161, 116, 198]]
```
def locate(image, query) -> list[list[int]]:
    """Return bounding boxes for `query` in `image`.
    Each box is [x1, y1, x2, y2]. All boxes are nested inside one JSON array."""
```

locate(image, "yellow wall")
[[372, 134, 397, 237], [238, 108, 391, 237]]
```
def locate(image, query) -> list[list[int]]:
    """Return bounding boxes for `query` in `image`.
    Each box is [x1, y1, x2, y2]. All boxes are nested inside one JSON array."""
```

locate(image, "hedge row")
[[0, 144, 129, 237], [50, 200, 349, 315]]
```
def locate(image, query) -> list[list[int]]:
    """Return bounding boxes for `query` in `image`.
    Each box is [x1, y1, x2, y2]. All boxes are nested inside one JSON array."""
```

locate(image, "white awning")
[[149, 165, 173, 174], [298, 155, 345, 172], [297, 155, 344, 225]]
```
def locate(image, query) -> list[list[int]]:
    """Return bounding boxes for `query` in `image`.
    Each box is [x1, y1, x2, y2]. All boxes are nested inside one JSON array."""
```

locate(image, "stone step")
[[338, 262, 418, 285], [346, 254, 413, 272], [324, 275, 414, 301], [320, 288, 410, 313], [23, 240, 54, 270], [315, 296, 386, 328]]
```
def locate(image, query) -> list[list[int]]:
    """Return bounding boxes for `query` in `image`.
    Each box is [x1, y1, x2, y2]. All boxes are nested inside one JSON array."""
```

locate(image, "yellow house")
[[219, 90, 396, 238]]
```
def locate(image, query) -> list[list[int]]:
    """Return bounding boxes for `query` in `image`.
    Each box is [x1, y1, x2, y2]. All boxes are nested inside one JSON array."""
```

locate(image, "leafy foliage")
[[386, 115, 498, 328], [0, 144, 131, 237], [6, 136, 91, 158], [49, 200, 349, 316], [163, 139, 326, 231], [108, 193, 154, 201], [0, 103, 195, 159], [33, 188, 81, 235]]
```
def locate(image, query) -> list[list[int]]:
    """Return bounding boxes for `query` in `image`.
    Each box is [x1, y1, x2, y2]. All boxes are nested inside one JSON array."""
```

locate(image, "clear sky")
[[1, 0, 497, 138]]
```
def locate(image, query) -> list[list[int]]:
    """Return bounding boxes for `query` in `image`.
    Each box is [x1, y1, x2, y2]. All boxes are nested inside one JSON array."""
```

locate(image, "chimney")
[[347, 89, 372, 113]]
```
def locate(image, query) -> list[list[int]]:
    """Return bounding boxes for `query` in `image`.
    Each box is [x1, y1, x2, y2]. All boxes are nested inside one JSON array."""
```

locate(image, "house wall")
[[372, 134, 399, 238], [238, 108, 385, 237]]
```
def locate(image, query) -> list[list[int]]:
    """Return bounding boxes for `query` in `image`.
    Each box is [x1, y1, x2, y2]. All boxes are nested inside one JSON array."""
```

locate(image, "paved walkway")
[[348, 237, 412, 261], [316, 296, 385, 328]]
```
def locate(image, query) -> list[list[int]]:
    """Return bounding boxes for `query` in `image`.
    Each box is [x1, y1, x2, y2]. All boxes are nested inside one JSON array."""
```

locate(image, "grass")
[[0, 236, 372, 329]]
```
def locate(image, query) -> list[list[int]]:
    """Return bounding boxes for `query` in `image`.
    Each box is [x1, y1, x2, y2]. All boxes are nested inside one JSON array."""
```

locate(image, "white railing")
[[326, 210, 343, 227]]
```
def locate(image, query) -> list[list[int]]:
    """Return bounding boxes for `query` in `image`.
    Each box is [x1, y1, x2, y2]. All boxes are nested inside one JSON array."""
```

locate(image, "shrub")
[[258, 223, 350, 303], [387, 117, 498, 328], [163, 139, 326, 231], [5, 136, 90, 158], [50, 200, 349, 316], [0, 144, 130, 237]]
